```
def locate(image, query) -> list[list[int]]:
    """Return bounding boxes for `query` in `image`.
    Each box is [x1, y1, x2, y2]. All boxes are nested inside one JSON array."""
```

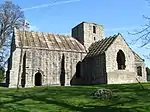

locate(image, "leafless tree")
[[0, 1, 25, 68], [129, 15, 150, 48], [128, 0, 150, 51]]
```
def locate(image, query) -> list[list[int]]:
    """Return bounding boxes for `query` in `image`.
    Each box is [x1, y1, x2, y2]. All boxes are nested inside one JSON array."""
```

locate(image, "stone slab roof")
[[86, 34, 118, 58], [86, 33, 144, 62], [14, 29, 86, 52]]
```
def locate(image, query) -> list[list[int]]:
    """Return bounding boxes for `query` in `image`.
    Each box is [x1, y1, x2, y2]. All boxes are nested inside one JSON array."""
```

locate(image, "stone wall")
[[135, 61, 147, 82], [83, 22, 104, 50], [81, 54, 107, 84], [8, 48, 21, 87], [107, 71, 136, 84], [8, 47, 86, 88], [105, 35, 137, 84], [72, 23, 84, 45], [72, 22, 104, 51]]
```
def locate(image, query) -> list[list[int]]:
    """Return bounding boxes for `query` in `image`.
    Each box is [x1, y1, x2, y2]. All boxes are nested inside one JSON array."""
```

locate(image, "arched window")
[[94, 37, 96, 41], [76, 61, 81, 78], [93, 26, 96, 33], [137, 66, 142, 76], [117, 50, 126, 70]]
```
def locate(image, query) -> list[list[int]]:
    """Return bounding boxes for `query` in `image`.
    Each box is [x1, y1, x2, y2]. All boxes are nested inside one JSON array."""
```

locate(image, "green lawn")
[[0, 83, 150, 112]]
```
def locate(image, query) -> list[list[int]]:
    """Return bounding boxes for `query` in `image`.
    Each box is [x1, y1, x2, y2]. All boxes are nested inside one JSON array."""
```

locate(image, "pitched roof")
[[85, 33, 145, 62], [86, 34, 118, 58], [14, 29, 86, 52]]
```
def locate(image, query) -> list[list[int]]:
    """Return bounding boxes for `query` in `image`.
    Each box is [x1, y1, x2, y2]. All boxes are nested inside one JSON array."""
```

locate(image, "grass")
[[0, 83, 150, 112]]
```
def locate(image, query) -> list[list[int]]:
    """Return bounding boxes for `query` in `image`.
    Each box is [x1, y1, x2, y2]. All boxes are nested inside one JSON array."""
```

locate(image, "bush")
[[90, 88, 112, 99]]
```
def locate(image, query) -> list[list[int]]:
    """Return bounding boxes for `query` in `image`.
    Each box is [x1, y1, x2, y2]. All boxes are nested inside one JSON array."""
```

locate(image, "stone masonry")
[[6, 21, 147, 88]]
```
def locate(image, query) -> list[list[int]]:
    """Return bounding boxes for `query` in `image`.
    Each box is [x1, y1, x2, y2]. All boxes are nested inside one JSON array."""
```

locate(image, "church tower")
[[72, 22, 104, 50]]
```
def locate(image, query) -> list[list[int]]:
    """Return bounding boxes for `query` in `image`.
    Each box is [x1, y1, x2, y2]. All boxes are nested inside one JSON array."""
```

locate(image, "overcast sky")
[[1, 0, 150, 67]]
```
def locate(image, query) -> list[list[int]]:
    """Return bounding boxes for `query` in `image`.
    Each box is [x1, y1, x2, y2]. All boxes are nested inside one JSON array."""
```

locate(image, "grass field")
[[0, 83, 150, 112]]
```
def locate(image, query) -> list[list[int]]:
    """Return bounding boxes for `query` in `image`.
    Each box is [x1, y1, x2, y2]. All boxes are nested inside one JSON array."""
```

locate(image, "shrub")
[[90, 88, 112, 99]]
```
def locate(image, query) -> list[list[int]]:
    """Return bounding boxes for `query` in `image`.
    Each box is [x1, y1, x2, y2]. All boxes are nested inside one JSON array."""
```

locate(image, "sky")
[[1, 0, 150, 67]]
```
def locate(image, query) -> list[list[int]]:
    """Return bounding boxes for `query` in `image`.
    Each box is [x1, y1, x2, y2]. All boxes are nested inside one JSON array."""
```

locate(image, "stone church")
[[6, 22, 147, 88]]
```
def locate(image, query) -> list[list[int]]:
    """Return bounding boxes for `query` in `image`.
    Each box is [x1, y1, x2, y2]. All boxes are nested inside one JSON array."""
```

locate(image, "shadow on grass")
[[0, 83, 150, 112], [1, 92, 135, 112]]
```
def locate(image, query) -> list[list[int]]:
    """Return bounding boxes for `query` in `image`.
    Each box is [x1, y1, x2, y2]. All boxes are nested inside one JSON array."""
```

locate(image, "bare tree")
[[129, 15, 150, 48], [0, 1, 25, 68], [128, 0, 150, 50]]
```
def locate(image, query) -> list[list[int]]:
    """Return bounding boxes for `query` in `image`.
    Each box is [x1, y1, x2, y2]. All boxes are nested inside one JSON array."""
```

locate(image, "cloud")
[[22, 0, 81, 11]]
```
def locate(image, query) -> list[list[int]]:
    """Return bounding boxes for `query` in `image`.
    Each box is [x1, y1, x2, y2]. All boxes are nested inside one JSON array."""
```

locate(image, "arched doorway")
[[35, 72, 42, 86], [117, 50, 126, 70]]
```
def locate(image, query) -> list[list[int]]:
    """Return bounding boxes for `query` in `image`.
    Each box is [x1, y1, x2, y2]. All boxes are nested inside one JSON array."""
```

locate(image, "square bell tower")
[[72, 22, 104, 50]]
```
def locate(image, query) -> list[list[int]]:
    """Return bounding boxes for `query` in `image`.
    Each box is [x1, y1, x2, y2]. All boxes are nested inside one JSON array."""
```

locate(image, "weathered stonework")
[[6, 21, 147, 88], [105, 35, 137, 84], [8, 48, 86, 87], [135, 58, 147, 82], [80, 34, 147, 85], [72, 22, 104, 51]]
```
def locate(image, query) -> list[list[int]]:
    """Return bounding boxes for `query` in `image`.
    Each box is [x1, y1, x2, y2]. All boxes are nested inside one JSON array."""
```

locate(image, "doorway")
[[35, 72, 42, 86]]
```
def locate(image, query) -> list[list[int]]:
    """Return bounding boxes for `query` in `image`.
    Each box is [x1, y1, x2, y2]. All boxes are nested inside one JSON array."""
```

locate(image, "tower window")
[[94, 37, 96, 41], [93, 26, 96, 33]]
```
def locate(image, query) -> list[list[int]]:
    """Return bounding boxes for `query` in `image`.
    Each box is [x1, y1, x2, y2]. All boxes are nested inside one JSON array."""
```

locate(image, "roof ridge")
[[13, 29, 86, 52], [15, 29, 72, 38]]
